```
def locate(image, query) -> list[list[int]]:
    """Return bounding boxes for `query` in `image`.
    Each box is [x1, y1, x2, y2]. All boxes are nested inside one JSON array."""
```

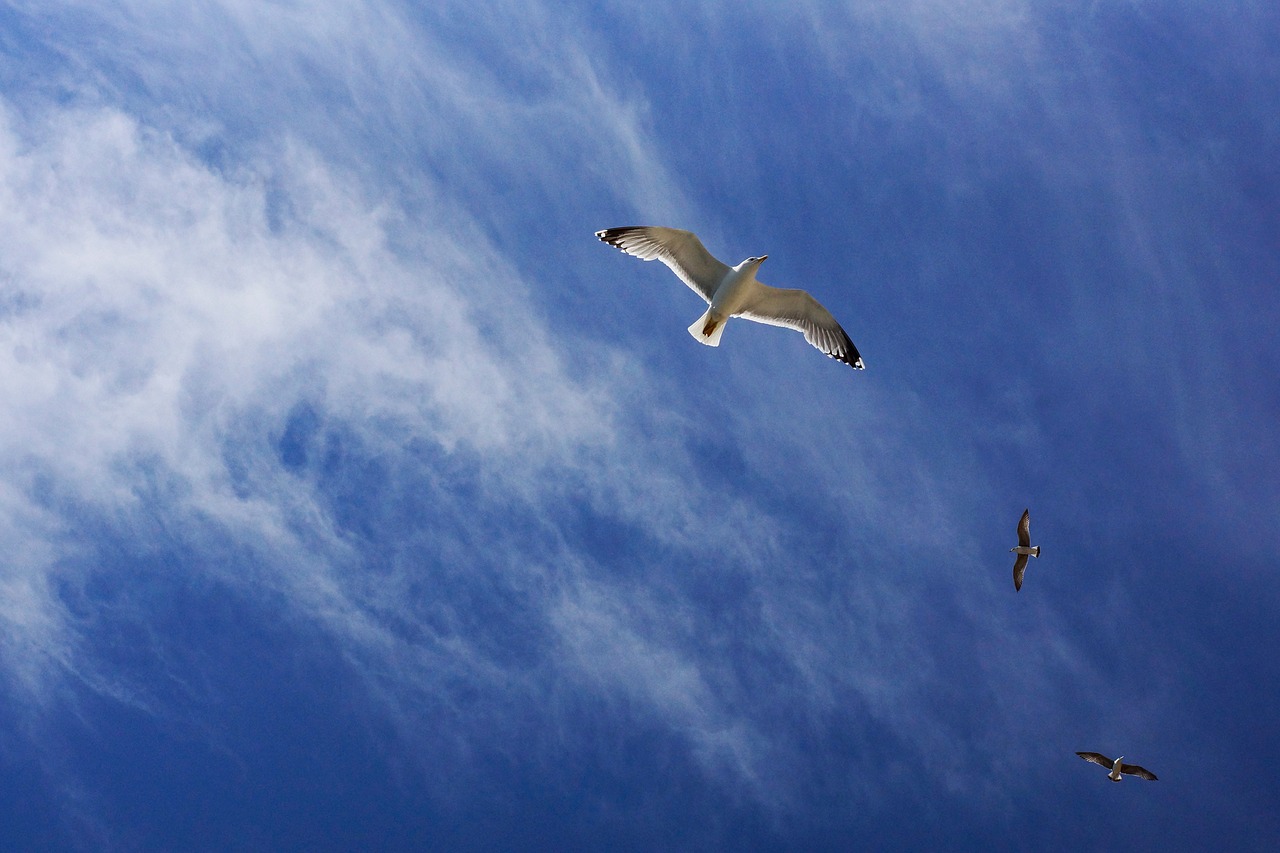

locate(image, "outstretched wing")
[[736, 283, 865, 369], [1076, 752, 1114, 768], [1120, 764, 1158, 781], [1017, 509, 1031, 547], [1013, 554, 1029, 591], [595, 226, 729, 304]]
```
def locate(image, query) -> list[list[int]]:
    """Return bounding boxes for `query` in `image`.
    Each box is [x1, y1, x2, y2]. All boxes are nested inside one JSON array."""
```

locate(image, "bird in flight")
[[1010, 508, 1040, 591], [595, 226, 864, 370], [1076, 752, 1158, 782]]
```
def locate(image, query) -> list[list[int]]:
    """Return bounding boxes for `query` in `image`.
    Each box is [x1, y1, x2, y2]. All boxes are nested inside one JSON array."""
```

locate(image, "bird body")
[[1011, 508, 1040, 591], [596, 226, 864, 370], [1076, 751, 1158, 782], [688, 255, 767, 346]]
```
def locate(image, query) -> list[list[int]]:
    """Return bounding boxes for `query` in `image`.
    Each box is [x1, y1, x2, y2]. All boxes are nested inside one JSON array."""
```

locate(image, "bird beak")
[[758, 255, 768, 262]]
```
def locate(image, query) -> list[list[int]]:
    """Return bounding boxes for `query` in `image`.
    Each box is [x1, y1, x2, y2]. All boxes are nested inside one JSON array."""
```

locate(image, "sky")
[[0, 1, 1277, 850]]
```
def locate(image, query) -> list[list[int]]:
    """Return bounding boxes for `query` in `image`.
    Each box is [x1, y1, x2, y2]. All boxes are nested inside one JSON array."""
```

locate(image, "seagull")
[[1010, 508, 1040, 591], [1076, 752, 1158, 782], [595, 226, 864, 370]]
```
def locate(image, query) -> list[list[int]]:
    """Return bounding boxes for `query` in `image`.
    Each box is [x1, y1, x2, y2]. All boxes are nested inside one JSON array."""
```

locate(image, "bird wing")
[[1017, 509, 1031, 547], [735, 283, 865, 369], [1013, 554, 1028, 591], [595, 226, 729, 304], [1076, 752, 1114, 768], [1120, 764, 1158, 780]]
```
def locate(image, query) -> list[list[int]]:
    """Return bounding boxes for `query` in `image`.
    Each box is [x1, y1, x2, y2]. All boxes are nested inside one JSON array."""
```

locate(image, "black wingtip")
[[596, 226, 647, 244], [835, 327, 865, 370], [596, 226, 637, 251]]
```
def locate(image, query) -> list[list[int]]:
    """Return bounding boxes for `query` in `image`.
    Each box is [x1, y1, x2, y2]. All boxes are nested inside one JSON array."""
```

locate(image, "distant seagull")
[[595, 226, 864, 370], [1076, 752, 1158, 782], [1010, 508, 1040, 591]]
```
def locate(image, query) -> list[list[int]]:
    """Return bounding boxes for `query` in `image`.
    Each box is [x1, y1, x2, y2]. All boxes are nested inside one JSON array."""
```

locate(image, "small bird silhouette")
[[1010, 508, 1040, 591], [1076, 752, 1158, 781]]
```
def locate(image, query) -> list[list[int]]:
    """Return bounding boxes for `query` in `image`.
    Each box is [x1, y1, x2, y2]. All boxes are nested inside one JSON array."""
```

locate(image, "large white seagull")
[[596, 226, 865, 370]]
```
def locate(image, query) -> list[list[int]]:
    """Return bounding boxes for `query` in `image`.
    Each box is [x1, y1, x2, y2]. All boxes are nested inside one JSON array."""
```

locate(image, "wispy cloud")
[[0, 83, 1102, 816], [4, 1, 1274, 846]]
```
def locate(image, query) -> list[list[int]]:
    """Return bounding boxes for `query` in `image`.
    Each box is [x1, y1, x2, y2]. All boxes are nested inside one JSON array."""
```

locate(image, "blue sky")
[[1, 1, 1277, 850]]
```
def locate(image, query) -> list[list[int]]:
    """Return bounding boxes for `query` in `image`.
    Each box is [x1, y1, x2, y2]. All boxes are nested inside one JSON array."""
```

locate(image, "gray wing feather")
[[1076, 752, 1114, 768], [736, 284, 865, 369], [1017, 509, 1031, 547], [1013, 554, 1028, 591], [1120, 764, 1158, 780], [595, 226, 729, 303]]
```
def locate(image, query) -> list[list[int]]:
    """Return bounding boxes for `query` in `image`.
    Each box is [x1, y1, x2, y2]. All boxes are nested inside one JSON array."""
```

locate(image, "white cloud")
[[0, 95, 598, 686], [0, 2, 1140, 825], [0, 90, 1112, 806]]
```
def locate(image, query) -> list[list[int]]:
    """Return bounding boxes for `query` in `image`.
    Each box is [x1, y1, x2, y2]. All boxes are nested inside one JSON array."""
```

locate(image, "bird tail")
[[1032, 547, 1041, 558], [688, 308, 727, 347]]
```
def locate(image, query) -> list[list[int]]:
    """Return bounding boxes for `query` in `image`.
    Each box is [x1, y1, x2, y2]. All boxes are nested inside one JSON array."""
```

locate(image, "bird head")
[[741, 255, 768, 267]]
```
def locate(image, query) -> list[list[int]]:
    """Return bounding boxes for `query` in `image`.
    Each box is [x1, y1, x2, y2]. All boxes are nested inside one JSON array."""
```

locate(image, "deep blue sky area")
[[1, 2, 1277, 850]]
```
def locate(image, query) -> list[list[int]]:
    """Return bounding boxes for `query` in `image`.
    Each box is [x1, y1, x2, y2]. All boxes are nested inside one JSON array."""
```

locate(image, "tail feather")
[[688, 308, 727, 347]]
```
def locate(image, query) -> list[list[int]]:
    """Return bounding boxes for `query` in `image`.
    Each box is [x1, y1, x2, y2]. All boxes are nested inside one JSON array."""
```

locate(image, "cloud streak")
[[0, 87, 1102, 819], [1, 1, 1276, 847]]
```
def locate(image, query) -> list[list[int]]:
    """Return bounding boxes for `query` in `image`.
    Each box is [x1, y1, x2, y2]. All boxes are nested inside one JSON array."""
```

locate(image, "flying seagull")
[[1010, 508, 1040, 591], [595, 226, 864, 370], [1076, 752, 1158, 782]]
